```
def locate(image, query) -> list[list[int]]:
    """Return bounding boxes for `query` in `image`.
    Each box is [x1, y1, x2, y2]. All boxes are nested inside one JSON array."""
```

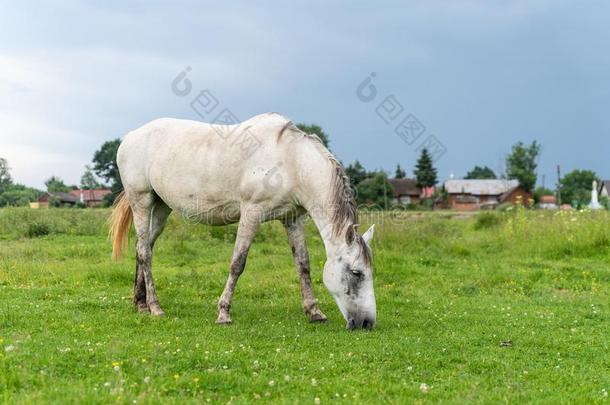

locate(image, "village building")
[[443, 179, 532, 211], [30, 192, 78, 208], [538, 195, 558, 210], [30, 189, 111, 209], [69, 189, 111, 207], [388, 178, 421, 205]]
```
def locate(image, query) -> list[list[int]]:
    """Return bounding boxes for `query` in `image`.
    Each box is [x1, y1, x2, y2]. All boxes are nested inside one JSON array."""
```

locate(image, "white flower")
[[5, 345, 15, 352], [268, 380, 275, 387], [143, 376, 150, 384], [314, 398, 321, 404], [419, 383, 430, 393], [311, 378, 317, 386]]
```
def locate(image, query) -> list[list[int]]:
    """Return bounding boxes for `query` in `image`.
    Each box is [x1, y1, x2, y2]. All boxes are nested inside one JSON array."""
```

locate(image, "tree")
[[296, 123, 329, 148], [0, 157, 13, 194], [80, 165, 102, 190], [465, 165, 496, 179], [93, 139, 121, 185], [506, 141, 541, 192], [414, 148, 438, 187], [92, 139, 122, 204], [394, 164, 406, 179], [559, 170, 599, 207], [345, 161, 367, 187], [354, 172, 393, 207], [0, 184, 41, 207], [45, 176, 70, 192]]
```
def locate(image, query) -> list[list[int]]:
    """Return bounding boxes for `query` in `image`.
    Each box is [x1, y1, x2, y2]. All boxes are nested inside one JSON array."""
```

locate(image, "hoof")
[[307, 311, 328, 323], [148, 304, 165, 317], [216, 313, 232, 325], [136, 303, 150, 314]]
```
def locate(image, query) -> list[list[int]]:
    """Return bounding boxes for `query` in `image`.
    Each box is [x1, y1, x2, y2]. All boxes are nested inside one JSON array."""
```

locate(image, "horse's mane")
[[283, 121, 371, 264]]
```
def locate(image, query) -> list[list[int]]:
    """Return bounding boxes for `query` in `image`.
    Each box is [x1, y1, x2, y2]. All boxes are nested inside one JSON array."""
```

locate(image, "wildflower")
[[284, 375, 291, 382], [174, 374, 180, 380], [141, 358, 147, 363], [268, 380, 275, 387], [5, 345, 15, 353], [193, 377, 200, 383], [143, 377, 150, 384], [311, 378, 317, 386], [419, 383, 430, 393], [314, 397, 321, 404]]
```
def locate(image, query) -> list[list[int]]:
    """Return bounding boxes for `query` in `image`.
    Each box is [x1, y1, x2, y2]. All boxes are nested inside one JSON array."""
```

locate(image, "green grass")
[[0, 207, 609, 403]]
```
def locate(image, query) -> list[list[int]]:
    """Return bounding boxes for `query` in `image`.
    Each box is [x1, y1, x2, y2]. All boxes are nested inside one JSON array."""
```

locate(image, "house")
[[70, 189, 111, 207], [389, 178, 421, 205], [539, 195, 558, 210], [600, 181, 610, 198], [444, 179, 532, 211], [30, 192, 78, 208]]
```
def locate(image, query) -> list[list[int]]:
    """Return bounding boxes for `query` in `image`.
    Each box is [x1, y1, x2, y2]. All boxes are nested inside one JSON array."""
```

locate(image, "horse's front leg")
[[284, 217, 327, 323], [216, 205, 261, 324]]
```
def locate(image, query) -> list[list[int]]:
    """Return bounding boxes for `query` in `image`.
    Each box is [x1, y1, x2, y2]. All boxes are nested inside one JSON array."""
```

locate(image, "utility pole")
[[383, 178, 388, 210], [556, 165, 562, 205]]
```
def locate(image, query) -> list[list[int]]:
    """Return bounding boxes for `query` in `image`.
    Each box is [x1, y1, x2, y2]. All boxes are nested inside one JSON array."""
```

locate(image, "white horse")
[[110, 112, 376, 329]]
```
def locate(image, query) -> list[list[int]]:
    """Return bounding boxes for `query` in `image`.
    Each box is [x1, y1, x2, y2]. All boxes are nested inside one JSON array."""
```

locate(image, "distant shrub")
[[26, 222, 50, 238], [474, 212, 503, 230]]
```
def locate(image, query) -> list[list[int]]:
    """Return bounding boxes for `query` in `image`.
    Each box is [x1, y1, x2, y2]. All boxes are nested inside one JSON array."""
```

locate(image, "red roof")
[[70, 189, 111, 202], [540, 195, 557, 204]]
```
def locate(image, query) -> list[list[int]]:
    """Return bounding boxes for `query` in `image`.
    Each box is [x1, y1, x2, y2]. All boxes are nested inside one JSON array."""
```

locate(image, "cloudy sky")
[[1, 0, 608, 189]]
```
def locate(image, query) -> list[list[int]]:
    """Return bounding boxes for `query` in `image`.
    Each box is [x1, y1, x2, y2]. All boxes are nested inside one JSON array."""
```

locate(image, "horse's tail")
[[109, 191, 132, 261]]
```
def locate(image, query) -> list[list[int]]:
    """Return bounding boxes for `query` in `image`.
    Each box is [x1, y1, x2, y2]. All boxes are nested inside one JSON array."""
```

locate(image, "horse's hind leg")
[[216, 204, 262, 324], [283, 217, 327, 323], [130, 192, 171, 316]]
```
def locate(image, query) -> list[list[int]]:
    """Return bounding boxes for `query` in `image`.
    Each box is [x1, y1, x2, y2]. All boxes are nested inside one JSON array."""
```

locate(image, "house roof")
[[38, 192, 78, 203], [70, 189, 111, 202], [445, 179, 520, 196], [540, 195, 557, 204], [389, 178, 420, 196], [601, 180, 610, 192]]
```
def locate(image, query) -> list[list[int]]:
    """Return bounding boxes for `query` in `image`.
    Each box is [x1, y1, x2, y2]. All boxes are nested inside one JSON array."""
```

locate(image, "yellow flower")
[[193, 377, 200, 383], [112, 361, 121, 367], [141, 358, 147, 363], [174, 374, 180, 380]]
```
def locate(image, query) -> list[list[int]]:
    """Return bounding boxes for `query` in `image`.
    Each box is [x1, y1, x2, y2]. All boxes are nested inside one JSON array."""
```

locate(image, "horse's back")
[[117, 113, 309, 223]]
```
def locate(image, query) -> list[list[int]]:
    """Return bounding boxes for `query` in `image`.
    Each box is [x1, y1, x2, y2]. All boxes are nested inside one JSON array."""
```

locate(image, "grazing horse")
[[109, 112, 376, 329]]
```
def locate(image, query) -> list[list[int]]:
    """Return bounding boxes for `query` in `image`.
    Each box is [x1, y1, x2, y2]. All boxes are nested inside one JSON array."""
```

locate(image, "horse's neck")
[[294, 139, 348, 257], [306, 205, 342, 256], [299, 171, 343, 257]]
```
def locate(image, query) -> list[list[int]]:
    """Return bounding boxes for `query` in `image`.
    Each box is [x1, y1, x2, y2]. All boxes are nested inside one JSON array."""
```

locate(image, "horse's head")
[[323, 224, 376, 330]]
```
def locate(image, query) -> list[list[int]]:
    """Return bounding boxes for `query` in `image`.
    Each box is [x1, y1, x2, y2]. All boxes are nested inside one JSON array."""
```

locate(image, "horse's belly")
[[166, 197, 241, 226]]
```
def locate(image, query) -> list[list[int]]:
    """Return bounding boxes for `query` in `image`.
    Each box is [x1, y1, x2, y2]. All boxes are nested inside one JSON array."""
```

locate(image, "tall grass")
[[0, 207, 608, 262]]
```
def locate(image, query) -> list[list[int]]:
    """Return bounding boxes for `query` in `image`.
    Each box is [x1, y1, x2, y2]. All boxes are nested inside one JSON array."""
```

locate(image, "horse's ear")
[[362, 224, 375, 246], [345, 224, 359, 245]]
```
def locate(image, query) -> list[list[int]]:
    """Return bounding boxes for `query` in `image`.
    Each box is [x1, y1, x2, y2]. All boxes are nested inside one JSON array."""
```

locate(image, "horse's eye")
[[351, 269, 363, 278]]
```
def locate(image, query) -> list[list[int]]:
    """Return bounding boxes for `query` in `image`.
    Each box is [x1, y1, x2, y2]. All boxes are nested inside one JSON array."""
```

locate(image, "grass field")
[[0, 207, 609, 403]]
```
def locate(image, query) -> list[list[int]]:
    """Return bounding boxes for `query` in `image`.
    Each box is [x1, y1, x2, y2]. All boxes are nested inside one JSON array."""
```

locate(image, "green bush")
[[474, 212, 503, 230], [25, 222, 50, 238]]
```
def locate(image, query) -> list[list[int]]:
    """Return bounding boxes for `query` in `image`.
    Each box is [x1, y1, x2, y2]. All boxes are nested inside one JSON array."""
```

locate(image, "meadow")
[[0, 207, 609, 403]]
